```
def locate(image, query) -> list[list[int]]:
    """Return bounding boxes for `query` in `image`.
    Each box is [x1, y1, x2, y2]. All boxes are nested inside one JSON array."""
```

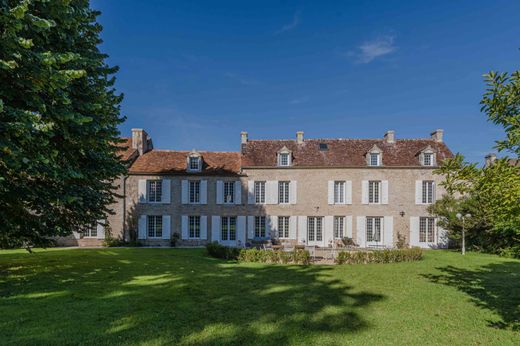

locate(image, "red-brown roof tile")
[[129, 150, 242, 175], [116, 137, 138, 162], [241, 138, 454, 167]]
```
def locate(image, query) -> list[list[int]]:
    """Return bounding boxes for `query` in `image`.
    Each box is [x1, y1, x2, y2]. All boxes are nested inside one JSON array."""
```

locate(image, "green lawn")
[[0, 248, 519, 345]]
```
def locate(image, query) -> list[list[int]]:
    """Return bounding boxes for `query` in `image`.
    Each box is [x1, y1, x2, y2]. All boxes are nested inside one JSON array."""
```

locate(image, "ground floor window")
[[83, 224, 98, 238], [278, 216, 290, 238], [189, 216, 201, 238], [334, 216, 344, 239], [308, 217, 323, 242], [221, 216, 237, 241], [420, 217, 435, 242], [366, 217, 382, 242], [255, 216, 266, 238], [147, 215, 163, 238]]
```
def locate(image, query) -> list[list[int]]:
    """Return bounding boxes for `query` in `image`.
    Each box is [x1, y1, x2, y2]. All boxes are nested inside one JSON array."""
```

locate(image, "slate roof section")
[[129, 150, 242, 175], [240, 138, 454, 167]]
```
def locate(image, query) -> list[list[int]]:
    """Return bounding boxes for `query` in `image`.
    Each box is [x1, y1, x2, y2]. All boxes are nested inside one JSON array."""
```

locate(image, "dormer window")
[[419, 147, 436, 166], [187, 150, 202, 172], [367, 145, 382, 167], [423, 153, 433, 166], [277, 146, 292, 167]]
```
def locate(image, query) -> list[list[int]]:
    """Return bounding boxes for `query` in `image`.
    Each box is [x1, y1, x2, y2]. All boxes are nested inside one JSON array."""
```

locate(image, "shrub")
[[336, 248, 423, 264], [103, 238, 142, 247], [238, 248, 310, 265], [396, 233, 407, 249], [206, 242, 241, 260]]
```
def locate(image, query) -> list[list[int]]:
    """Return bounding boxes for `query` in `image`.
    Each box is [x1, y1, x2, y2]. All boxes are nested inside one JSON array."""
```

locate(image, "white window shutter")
[[327, 181, 334, 205], [289, 216, 297, 239], [298, 216, 307, 244], [361, 181, 369, 204], [247, 181, 255, 204], [289, 181, 297, 204], [234, 181, 242, 205], [96, 222, 105, 239], [267, 181, 278, 204], [200, 180, 208, 204], [269, 215, 278, 238], [181, 180, 188, 204], [138, 179, 147, 203], [415, 181, 422, 205], [162, 179, 171, 204], [216, 181, 223, 204], [432, 154, 437, 166], [432, 181, 437, 203], [200, 215, 207, 240], [181, 215, 188, 239], [247, 216, 255, 239], [162, 215, 171, 240], [437, 220, 448, 248], [382, 180, 389, 205], [324, 216, 334, 244], [211, 216, 220, 242], [237, 216, 246, 246], [410, 217, 420, 247], [345, 181, 352, 204], [266, 215, 273, 237], [138, 215, 147, 240], [346, 215, 353, 238], [356, 216, 366, 247], [383, 216, 393, 248]]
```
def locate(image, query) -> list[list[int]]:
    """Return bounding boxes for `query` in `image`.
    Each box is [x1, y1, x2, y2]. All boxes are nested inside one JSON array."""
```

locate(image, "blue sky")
[[92, 0, 520, 163]]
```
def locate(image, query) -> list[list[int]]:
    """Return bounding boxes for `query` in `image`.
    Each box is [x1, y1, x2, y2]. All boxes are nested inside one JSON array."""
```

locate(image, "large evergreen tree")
[[0, 0, 126, 248]]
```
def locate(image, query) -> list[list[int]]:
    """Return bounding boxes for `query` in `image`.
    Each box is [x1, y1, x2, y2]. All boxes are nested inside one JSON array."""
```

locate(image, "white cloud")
[[275, 11, 300, 34], [353, 36, 397, 63]]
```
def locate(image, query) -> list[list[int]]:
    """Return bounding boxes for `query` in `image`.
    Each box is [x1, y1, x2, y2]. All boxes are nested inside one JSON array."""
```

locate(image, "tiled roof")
[[116, 137, 138, 161], [240, 138, 454, 167], [129, 150, 242, 175]]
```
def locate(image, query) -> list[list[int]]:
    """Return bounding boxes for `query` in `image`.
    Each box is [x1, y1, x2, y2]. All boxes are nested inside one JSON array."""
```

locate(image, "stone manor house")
[[63, 128, 453, 249]]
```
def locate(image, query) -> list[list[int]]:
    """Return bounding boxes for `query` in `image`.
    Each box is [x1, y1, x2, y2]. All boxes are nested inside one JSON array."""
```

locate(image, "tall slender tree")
[[0, 0, 126, 248]]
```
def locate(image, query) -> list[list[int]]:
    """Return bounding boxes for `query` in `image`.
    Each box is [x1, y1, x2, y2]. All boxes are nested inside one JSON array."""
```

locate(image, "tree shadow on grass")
[[422, 261, 520, 331], [0, 249, 385, 345]]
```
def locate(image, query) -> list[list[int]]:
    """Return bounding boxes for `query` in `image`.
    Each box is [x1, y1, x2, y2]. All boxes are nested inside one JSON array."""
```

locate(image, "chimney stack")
[[131, 128, 151, 155], [296, 131, 304, 144], [384, 130, 395, 144], [485, 153, 497, 167], [241, 131, 248, 144], [431, 129, 444, 143]]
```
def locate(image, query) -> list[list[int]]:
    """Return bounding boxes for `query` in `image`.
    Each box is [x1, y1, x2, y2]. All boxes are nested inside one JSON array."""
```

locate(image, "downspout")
[[122, 175, 127, 241]]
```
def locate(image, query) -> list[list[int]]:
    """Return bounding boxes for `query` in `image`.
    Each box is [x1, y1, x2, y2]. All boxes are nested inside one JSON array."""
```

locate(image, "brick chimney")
[[431, 129, 444, 143], [485, 153, 497, 167], [296, 131, 304, 144], [241, 131, 248, 144], [384, 130, 395, 144], [131, 128, 151, 155]]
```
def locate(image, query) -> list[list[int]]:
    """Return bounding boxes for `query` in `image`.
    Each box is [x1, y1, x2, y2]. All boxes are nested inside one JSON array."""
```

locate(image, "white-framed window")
[[83, 224, 98, 238], [254, 216, 266, 238], [224, 181, 235, 204], [147, 215, 163, 238], [422, 181, 435, 204], [278, 216, 290, 238], [419, 217, 435, 242], [188, 216, 201, 238], [278, 181, 290, 204], [147, 180, 162, 203], [366, 217, 382, 242], [189, 180, 201, 204], [423, 153, 434, 166], [254, 181, 266, 204], [278, 153, 290, 167], [334, 216, 344, 239], [221, 216, 237, 241], [188, 156, 201, 171], [307, 217, 323, 242], [334, 181, 345, 204], [368, 180, 381, 204], [369, 153, 380, 166]]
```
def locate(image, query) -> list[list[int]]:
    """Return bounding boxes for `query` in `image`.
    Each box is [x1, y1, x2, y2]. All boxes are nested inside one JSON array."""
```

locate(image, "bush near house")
[[206, 242, 241, 260], [336, 248, 423, 265], [238, 248, 311, 265]]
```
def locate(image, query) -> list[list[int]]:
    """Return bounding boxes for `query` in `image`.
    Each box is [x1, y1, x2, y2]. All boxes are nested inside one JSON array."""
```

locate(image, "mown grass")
[[0, 248, 518, 345]]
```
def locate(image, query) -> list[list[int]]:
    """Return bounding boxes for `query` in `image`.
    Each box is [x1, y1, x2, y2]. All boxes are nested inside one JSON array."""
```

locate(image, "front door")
[[307, 217, 324, 246], [220, 216, 237, 246]]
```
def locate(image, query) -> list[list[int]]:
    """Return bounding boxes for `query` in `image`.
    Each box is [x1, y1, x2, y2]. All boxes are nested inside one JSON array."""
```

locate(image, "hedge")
[[206, 242, 241, 260], [238, 248, 311, 265], [336, 248, 423, 264]]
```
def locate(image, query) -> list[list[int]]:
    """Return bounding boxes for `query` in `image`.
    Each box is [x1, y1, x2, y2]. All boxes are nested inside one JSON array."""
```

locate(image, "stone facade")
[[69, 129, 453, 249]]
